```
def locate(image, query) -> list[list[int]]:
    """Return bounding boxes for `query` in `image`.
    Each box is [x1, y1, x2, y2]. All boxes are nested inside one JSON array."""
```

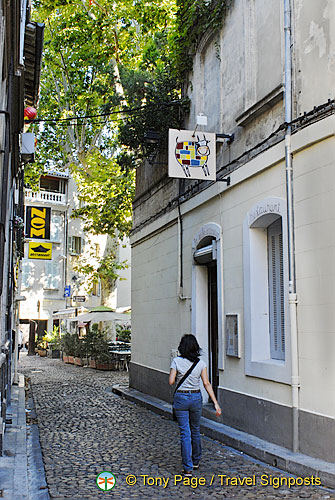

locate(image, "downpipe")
[[284, 0, 300, 453]]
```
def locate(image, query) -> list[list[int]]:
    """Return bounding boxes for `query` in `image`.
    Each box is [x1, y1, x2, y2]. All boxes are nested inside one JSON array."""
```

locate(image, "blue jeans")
[[173, 391, 202, 471]]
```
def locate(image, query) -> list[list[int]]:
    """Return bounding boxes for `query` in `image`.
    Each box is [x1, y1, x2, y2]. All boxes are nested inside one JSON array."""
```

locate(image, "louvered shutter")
[[267, 218, 285, 360], [51, 214, 62, 242], [52, 262, 61, 289]]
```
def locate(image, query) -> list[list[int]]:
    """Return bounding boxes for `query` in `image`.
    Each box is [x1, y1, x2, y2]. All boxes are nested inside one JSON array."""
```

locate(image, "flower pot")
[[74, 357, 83, 366], [68, 356, 74, 364], [37, 349, 47, 357], [63, 354, 69, 363]]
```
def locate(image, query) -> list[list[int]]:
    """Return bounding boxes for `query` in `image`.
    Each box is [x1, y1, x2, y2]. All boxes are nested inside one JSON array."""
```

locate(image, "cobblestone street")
[[19, 354, 334, 500]]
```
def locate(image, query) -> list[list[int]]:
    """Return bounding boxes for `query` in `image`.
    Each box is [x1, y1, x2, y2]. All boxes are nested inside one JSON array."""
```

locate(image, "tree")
[[29, 0, 185, 239]]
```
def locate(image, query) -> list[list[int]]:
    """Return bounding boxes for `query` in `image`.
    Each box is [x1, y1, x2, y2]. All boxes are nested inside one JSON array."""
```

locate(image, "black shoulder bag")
[[172, 359, 200, 421]]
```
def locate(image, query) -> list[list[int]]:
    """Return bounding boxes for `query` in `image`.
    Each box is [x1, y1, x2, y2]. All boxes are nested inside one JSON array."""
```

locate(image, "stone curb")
[[112, 384, 335, 490]]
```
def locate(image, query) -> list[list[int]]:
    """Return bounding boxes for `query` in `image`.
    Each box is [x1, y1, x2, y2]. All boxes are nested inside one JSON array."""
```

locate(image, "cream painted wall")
[[131, 129, 335, 416], [293, 136, 335, 417]]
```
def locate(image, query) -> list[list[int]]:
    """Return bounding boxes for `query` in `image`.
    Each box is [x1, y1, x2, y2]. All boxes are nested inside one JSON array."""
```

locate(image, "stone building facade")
[[0, 0, 43, 452], [130, 0, 335, 463]]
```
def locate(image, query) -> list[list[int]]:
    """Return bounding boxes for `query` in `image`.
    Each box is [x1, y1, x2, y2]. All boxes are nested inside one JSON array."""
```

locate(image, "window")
[[21, 259, 34, 288], [243, 197, 290, 384], [51, 214, 63, 242], [69, 236, 83, 255], [44, 261, 61, 290], [267, 218, 285, 360], [40, 176, 65, 193]]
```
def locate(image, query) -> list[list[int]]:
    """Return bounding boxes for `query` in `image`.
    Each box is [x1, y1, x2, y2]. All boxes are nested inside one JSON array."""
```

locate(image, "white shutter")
[[45, 261, 53, 288], [267, 218, 285, 360], [51, 214, 62, 242], [45, 262, 61, 289], [21, 259, 32, 288], [52, 262, 61, 289]]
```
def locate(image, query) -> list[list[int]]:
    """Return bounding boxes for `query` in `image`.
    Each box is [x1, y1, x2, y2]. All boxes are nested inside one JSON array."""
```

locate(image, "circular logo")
[[96, 471, 116, 491]]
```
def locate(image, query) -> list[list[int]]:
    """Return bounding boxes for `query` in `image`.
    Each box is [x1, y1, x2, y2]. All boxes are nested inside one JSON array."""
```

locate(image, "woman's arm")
[[169, 368, 177, 386], [201, 367, 222, 417]]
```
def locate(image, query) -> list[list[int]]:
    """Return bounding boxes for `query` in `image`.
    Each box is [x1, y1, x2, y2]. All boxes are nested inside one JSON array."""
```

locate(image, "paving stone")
[[19, 354, 335, 500]]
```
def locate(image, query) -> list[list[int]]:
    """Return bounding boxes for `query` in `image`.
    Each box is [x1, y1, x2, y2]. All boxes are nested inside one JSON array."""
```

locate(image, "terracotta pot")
[[37, 349, 47, 357], [63, 354, 69, 363], [68, 356, 74, 364]]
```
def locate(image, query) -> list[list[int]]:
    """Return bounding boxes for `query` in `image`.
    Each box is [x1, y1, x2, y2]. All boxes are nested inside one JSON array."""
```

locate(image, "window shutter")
[[52, 262, 61, 289], [22, 259, 31, 288], [267, 218, 285, 360], [68, 236, 73, 253], [45, 261, 52, 288], [51, 214, 62, 242]]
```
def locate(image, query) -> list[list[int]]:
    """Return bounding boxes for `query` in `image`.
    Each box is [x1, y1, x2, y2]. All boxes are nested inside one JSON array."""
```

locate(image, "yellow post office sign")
[[28, 242, 52, 260]]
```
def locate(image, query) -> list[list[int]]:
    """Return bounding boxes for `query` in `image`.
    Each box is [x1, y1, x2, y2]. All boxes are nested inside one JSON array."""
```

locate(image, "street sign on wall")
[[168, 129, 216, 181], [73, 296, 86, 302], [64, 285, 71, 298], [28, 242, 52, 260], [26, 206, 51, 239]]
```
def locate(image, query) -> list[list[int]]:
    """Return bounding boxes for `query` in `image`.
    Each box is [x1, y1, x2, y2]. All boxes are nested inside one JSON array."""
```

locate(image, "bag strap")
[[174, 359, 200, 394]]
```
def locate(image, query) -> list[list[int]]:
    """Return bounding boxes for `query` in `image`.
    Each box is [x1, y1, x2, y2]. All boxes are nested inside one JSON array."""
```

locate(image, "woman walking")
[[169, 334, 221, 476]]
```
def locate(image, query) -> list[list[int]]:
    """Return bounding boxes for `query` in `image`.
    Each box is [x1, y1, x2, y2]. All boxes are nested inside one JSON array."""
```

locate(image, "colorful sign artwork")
[[168, 129, 216, 181], [28, 242, 52, 260], [26, 206, 51, 239]]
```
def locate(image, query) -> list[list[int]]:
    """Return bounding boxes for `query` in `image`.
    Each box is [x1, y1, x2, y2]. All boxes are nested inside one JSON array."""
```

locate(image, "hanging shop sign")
[[168, 129, 216, 181], [28, 242, 52, 260], [26, 206, 51, 239]]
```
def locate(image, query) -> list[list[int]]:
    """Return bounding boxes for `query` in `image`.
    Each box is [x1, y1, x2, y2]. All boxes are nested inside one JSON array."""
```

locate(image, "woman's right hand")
[[214, 403, 222, 417]]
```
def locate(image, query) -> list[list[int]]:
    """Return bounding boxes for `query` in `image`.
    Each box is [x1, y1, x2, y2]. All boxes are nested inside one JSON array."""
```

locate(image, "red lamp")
[[24, 106, 37, 120]]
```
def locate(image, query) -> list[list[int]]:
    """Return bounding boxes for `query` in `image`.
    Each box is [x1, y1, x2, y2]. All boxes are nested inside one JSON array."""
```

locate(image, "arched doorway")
[[192, 224, 223, 399]]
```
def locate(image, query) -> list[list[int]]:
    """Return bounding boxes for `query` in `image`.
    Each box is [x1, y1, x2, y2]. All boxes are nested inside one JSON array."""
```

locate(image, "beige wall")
[[131, 122, 335, 418]]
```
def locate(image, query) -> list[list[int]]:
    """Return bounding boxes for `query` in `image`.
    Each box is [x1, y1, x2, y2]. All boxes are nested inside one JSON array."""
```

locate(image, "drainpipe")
[[284, 0, 300, 453]]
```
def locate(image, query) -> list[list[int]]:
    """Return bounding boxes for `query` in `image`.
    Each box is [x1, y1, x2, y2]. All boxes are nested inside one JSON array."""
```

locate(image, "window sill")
[[236, 84, 284, 128], [245, 358, 291, 385]]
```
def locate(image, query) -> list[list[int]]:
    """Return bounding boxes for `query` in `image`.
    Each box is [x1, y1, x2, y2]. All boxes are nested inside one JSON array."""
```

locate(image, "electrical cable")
[[27, 99, 184, 124]]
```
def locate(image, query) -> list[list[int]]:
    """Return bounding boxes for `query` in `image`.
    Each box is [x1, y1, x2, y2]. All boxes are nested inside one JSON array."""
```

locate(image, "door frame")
[[191, 223, 224, 401]]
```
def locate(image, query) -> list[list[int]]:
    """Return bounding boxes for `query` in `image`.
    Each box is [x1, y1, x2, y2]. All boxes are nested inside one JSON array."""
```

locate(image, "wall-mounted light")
[[143, 130, 160, 164]]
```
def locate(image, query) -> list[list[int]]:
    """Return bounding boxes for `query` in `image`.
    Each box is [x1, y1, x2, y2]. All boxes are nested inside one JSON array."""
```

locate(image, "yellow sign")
[[28, 242, 52, 260]]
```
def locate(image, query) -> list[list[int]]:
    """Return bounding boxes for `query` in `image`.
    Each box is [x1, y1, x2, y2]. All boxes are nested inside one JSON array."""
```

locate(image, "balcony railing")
[[25, 189, 67, 205]]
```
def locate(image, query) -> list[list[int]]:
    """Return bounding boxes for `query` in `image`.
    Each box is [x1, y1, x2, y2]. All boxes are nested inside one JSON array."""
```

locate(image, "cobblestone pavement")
[[19, 354, 334, 500]]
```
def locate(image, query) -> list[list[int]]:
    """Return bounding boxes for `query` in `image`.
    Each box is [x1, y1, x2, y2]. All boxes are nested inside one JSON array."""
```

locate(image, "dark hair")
[[178, 334, 201, 362]]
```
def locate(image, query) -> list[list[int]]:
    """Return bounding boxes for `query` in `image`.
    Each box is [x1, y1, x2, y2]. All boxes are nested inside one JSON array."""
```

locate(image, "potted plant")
[[74, 335, 87, 366], [61, 332, 76, 363], [37, 338, 48, 357], [95, 335, 113, 370], [44, 326, 61, 359]]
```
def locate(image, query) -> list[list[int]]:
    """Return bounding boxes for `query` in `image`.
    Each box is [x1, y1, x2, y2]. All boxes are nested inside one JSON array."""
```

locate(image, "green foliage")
[[72, 243, 128, 294], [61, 332, 77, 355], [115, 323, 131, 342], [43, 325, 61, 349], [171, 0, 232, 79]]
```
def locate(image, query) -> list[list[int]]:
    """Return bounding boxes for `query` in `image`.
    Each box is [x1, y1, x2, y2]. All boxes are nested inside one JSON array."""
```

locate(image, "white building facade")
[[130, 0, 335, 463], [20, 170, 131, 340]]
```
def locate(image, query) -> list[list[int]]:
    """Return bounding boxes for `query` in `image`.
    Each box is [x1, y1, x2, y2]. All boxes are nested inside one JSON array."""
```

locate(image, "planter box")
[[89, 359, 97, 369], [96, 361, 113, 371], [68, 356, 75, 364], [74, 357, 83, 366], [63, 354, 69, 363]]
